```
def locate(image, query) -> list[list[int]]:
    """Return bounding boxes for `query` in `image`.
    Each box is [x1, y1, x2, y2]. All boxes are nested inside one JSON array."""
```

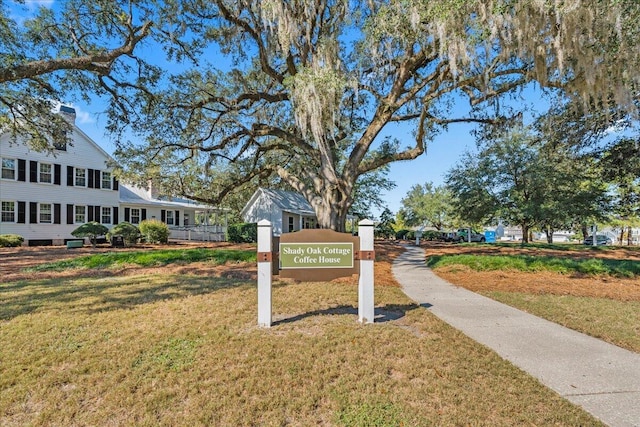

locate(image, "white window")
[[39, 163, 52, 183], [75, 168, 86, 187], [1, 158, 15, 180], [39, 203, 52, 223], [131, 208, 140, 224], [183, 213, 190, 226], [75, 205, 86, 223], [101, 171, 111, 189], [166, 210, 174, 225], [1, 201, 15, 222], [101, 207, 111, 224]]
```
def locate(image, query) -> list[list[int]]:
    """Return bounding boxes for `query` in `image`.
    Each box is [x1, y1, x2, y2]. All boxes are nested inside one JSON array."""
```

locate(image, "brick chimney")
[[148, 179, 160, 200]]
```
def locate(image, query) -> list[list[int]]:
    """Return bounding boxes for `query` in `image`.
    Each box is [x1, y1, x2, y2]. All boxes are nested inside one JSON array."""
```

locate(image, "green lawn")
[[426, 253, 640, 277], [0, 268, 601, 426], [25, 248, 256, 271]]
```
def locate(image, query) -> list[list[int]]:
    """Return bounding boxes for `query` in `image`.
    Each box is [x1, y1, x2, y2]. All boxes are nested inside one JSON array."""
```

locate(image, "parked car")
[[456, 228, 486, 243], [583, 235, 612, 245]]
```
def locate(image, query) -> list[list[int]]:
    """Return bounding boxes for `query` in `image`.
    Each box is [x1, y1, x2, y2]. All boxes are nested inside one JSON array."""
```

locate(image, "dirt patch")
[[0, 241, 256, 283], [0, 240, 404, 286], [419, 241, 640, 301]]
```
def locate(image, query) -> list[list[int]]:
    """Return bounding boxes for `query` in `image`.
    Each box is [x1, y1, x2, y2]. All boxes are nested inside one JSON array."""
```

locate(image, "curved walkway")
[[392, 244, 640, 427]]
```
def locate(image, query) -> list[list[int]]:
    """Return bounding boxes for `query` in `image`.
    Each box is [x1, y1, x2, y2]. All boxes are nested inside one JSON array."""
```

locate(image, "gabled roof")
[[241, 187, 316, 217]]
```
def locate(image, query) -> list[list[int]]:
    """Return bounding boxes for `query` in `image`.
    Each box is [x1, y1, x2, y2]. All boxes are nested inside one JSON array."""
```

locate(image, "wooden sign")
[[279, 229, 359, 281]]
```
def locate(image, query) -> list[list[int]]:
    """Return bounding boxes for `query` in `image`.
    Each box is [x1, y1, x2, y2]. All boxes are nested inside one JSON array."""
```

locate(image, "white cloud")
[[22, 0, 55, 9], [68, 105, 96, 125]]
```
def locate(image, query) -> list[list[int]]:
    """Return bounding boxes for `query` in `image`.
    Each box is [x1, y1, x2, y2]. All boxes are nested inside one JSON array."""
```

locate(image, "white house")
[[241, 187, 318, 235], [0, 106, 226, 245], [119, 185, 229, 242]]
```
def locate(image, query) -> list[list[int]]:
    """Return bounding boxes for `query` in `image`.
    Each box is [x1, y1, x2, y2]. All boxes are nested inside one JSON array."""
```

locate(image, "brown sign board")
[[278, 229, 360, 281]]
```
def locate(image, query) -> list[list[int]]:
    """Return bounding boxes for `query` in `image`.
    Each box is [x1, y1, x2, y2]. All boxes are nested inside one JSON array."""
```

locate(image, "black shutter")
[[29, 161, 37, 182], [88, 168, 94, 188], [67, 166, 74, 186], [113, 177, 119, 191], [17, 202, 26, 223], [67, 204, 74, 224], [161, 209, 166, 222], [54, 204, 61, 224], [18, 159, 26, 182], [141, 209, 147, 221], [54, 164, 61, 185], [124, 208, 130, 222], [94, 206, 101, 223], [87, 205, 94, 222], [112, 207, 118, 225], [175, 211, 180, 226], [94, 170, 101, 189], [29, 202, 37, 223]]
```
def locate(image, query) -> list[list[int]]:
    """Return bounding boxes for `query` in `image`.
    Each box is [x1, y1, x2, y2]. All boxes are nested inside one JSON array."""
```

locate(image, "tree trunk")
[[628, 226, 633, 246], [581, 224, 589, 241], [620, 228, 625, 245], [521, 224, 530, 243], [311, 187, 352, 232], [546, 226, 554, 244]]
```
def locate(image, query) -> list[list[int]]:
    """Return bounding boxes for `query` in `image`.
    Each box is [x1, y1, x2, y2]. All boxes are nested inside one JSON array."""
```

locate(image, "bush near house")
[[139, 219, 170, 244], [106, 222, 141, 246], [0, 234, 24, 247], [71, 222, 109, 247], [227, 223, 257, 243]]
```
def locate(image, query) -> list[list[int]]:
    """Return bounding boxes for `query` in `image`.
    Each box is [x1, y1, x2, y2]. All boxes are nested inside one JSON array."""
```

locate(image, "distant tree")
[[71, 222, 109, 247], [446, 128, 608, 243], [399, 183, 456, 230], [375, 208, 396, 239], [599, 137, 640, 244]]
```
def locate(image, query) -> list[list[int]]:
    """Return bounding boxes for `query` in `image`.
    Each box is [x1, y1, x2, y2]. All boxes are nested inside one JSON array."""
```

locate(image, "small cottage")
[[240, 188, 318, 235]]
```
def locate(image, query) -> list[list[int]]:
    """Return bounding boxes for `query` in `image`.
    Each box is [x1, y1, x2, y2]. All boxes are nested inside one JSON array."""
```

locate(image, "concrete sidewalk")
[[392, 245, 640, 427]]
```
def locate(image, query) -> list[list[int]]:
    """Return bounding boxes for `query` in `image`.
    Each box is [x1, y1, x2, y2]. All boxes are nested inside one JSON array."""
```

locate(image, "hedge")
[[227, 223, 257, 243], [0, 234, 24, 247]]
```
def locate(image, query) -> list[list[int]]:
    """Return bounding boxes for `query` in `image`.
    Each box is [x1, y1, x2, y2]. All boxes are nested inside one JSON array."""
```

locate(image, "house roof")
[[119, 184, 224, 211], [241, 187, 316, 217]]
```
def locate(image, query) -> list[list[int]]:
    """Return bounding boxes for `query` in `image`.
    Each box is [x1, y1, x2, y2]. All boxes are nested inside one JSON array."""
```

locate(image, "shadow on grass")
[[0, 275, 253, 321], [272, 303, 421, 326]]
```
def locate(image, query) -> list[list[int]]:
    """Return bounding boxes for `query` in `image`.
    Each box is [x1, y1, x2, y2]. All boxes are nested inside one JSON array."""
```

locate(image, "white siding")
[[0, 128, 119, 244], [242, 192, 284, 235]]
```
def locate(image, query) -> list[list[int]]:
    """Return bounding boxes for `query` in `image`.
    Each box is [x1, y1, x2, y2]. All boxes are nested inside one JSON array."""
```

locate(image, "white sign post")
[[257, 220, 272, 328], [358, 219, 375, 324], [256, 219, 376, 326]]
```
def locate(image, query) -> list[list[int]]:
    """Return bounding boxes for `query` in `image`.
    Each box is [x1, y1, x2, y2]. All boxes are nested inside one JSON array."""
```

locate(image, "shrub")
[[139, 219, 170, 244], [423, 230, 442, 241], [106, 222, 141, 246], [71, 222, 109, 247], [227, 223, 257, 243], [0, 234, 24, 247]]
